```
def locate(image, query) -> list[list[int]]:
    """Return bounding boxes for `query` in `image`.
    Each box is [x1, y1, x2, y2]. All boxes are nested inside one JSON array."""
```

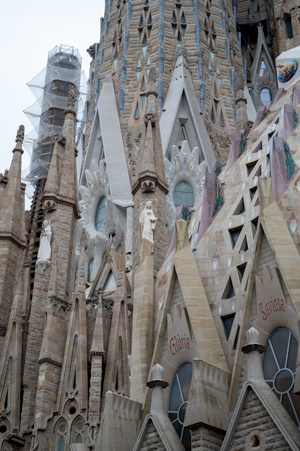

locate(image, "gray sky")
[[0, 0, 105, 208]]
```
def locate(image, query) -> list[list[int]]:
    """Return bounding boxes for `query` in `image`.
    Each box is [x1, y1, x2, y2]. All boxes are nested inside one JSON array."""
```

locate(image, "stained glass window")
[[95, 198, 106, 231], [263, 328, 300, 426], [168, 363, 192, 450], [173, 182, 194, 208], [58, 436, 65, 451], [260, 88, 272, 106]]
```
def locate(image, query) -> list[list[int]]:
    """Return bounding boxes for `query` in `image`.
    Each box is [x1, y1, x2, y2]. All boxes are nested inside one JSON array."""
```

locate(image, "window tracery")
[[263, 328, 300, 426], [168, 363, 193, 450]]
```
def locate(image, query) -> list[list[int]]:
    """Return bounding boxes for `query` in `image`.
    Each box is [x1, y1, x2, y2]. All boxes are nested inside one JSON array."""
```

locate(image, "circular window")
[[59, 425, 66, 433], [77, 423, 84, 431], [69, 406, 77, 415], [168, 363, 193, 450], [88, 259, 94, 283], [262, 328, 300, 426], [249, 434, 260, 449], [95, 198, 107, 231], [260, 88, 272, 106], [173, 182, 194, 208], [0, 425, 7, 434]]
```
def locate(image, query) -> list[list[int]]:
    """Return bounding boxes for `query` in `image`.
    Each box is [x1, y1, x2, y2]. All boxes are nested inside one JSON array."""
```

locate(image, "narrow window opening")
[[237, 263, 247, 281], [221, 314, 235, 339], [240, 235, 248, 252], [134, 103, 140, 119], [234, 198, 245, 215], [250, 185, 257, 201], [246, 161, 257, 176], [229, 226, 243, 249], [222, 277, 235, 299], [251, 217, 258, 236]]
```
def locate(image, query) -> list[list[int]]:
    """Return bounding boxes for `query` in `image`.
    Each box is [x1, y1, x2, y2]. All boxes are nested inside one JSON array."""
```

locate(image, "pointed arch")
[[70, 415, 85, 445], [52, 417, 68, 451]]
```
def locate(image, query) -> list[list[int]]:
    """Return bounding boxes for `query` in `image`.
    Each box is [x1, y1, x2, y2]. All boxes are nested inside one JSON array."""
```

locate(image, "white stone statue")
[[37, 220, 52, 262], [139, 201, 157, 243]]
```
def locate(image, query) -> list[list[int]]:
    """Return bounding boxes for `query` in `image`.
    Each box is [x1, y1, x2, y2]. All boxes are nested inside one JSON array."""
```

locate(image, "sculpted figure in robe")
[[37, 220, 52, 262], [139, 201, 157, 243]]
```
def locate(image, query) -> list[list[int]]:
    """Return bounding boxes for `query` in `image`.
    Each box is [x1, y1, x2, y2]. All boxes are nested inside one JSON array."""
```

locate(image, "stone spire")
[[43, 86, 80, 217], [102, 230, 131, 398], [89, 290, 105, 426], [132, 69, 169, 275], [134, 68, 167, 188], [0, 251, 25, 431], [117, 231, 126, 289], [235, 73, 248, 132], [0, 126, 26, 328], [0, 125, 26, 245]]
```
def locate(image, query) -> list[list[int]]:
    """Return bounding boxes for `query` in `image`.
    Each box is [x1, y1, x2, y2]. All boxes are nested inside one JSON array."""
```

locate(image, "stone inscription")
[[259, 298, 285, 321], [170, 333, 190, 355]]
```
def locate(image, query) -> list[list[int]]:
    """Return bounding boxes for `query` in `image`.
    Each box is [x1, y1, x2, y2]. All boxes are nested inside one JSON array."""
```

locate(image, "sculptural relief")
[[139, 201, 157, 243], [37, 220, 52, 263], [277, 59, 298, 83]]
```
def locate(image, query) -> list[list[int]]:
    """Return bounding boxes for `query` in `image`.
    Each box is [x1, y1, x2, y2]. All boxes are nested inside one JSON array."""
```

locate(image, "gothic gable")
[[221, 382, 300, 450], [133, 415, 184, 451]]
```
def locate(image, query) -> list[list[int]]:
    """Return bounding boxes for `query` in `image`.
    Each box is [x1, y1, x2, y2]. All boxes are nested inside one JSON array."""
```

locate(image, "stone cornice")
[[38, 357, 62, 367], [42, 193, 81, 219], [0, 232, 26, 249], [90, 350, 105, 356], [132, 174, 169, 195], [64, 108, 76, 117]]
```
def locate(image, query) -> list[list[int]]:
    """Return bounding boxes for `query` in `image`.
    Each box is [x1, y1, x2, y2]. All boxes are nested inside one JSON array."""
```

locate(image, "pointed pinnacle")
[[118, 231, 126, 273], [68, 85, 77, 110], [15, 125, 25, 150]]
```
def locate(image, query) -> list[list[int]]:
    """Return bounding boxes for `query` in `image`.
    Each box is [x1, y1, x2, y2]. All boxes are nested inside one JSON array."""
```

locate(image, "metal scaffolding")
[[23, 45, 87, 185]]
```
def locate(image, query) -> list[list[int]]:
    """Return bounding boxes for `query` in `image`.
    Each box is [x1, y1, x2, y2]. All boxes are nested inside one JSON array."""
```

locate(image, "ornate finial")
[[242, 327, 266, 354], [151, 363, 164, 380], [147, 363, 169, 389], [68, 85, 77, 110], [15, 125, 25, 147], [176, 46, 188, 58]]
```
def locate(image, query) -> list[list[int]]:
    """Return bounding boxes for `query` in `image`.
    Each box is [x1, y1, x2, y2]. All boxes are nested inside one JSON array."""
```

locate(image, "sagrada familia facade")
[[1, 0, 300, 449]]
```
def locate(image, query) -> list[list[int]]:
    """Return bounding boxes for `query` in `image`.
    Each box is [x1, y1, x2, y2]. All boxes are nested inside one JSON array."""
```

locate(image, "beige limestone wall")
[[140, 421, 166, 451], [229, 388, 291, 450], [21, 264, 51, 432], [0, 240, 19, 324], [191, 425, 224, 451]]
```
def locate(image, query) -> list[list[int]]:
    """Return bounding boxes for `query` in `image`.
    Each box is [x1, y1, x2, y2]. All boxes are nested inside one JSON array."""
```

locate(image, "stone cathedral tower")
[[2, 0, 300, 449]]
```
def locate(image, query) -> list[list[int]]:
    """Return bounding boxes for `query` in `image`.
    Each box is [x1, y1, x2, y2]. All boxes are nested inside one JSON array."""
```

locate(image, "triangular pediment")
[[133, 414, 185, 451], [251, 25, 275, 82], [80, 75, 132, 207], [160, 55, 214, 168], [221, 382, 300, 450]]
